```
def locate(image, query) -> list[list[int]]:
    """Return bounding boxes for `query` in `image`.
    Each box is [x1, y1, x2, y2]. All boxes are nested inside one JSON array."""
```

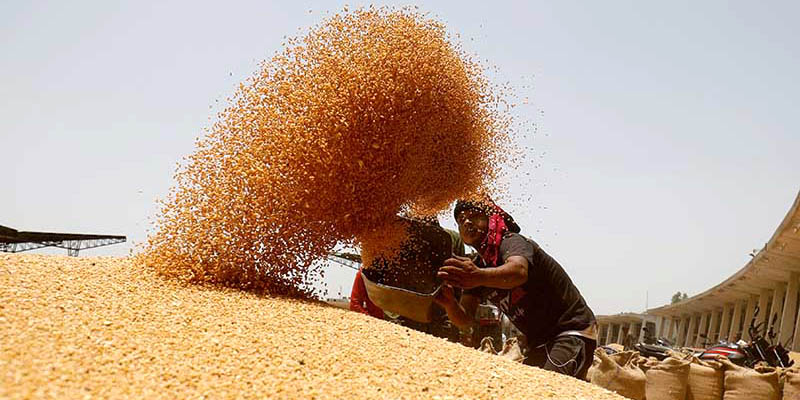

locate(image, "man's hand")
[[434, 286, 478, 330], [437, 255, 486, 289], [433, 284, 457, 308]]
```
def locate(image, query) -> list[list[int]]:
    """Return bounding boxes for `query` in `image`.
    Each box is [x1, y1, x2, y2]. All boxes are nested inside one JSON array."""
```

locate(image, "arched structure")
[[645, 191, 800, 349]]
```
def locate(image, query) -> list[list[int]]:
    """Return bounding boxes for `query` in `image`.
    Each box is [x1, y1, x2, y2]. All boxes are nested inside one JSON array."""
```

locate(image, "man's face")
[[456, 209, 489, 247]]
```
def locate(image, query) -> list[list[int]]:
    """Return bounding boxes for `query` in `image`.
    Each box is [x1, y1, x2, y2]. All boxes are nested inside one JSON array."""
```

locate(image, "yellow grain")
[[1, 254, 624, 399]]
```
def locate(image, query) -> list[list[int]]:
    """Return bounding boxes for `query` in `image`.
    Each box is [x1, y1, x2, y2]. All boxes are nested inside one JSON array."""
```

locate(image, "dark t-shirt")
[[465, 233, 595, 347]]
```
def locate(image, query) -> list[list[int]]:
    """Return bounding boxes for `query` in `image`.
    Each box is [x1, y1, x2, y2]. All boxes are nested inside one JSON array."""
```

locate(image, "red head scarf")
[[479, 204, 511, 267], [454, 199, 520, 267]]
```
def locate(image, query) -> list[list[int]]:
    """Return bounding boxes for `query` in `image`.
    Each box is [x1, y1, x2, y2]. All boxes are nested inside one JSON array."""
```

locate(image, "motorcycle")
[[599, 345, 621, 355], [633, 326, 678, 361], [699, 306, 793, 368]]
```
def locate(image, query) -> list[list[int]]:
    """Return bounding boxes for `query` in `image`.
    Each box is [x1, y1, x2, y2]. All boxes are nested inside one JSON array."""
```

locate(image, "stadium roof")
[[648, 190, 800, 316]]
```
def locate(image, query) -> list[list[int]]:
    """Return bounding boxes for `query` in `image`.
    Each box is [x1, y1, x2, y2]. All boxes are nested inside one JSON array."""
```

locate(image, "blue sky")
[[3, 1, 798, 315]]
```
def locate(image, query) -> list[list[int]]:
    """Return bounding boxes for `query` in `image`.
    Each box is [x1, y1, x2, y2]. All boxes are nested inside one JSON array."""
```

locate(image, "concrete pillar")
[[685, 314, 699, 347], [791, 293, 800, 352], [656, 316, 666, 337], [695, 312, 709, 347], [729, 300, 744, 342], [720, 304, 733, 341], [672, 318, 680, 344], [780, 272, 800, 346], [664, 317, 673, 340], [743, 294, 759, 340], [676, 316, 689, 347], [616, 323, 624, 344], [758, 289, 772, 329], [623, 323, 630, 344], [637, 320, 646, 343], [605, 324, 612, 345], [600, 324, 607, 344], [772, 283, 787, 335], [597, 324, 604, 344], [708, 309, 721, 343], [681, 316, 691, 345], [610, 324, 618, 345]]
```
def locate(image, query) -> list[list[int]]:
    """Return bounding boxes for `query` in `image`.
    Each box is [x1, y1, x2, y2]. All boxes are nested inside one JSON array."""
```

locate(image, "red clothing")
[[350, 270, 384, 319], [479, 210, 509, 267]]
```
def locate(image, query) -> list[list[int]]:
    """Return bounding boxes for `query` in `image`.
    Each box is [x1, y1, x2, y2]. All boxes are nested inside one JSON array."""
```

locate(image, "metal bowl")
[[361, 217, 452, 323], [362, 273, 442, 322]]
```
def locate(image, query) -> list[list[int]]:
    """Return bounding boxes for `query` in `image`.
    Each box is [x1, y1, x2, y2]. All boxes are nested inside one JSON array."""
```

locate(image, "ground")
[[1, 254, 624, 399]]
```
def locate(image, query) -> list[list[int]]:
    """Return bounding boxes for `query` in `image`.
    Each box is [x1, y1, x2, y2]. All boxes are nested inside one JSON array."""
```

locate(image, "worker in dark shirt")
[[434, 198, 597, 379]]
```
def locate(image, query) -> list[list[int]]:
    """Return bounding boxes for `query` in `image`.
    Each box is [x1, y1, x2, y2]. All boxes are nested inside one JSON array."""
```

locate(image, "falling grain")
[[140, 7, 512, 295]]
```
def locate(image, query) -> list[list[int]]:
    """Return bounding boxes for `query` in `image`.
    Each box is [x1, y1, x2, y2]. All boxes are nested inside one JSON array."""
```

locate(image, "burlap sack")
[[479, 337, 496, 354], [590, 349, 646, 400], [606, 343, 624, 352], [637, 356, 659, 374], [783, 368, 800, 400], [498, 337, 524, 363], [645, 356, 690, 400], [719, 358, 780, 400], [686, 357, 723, 400]]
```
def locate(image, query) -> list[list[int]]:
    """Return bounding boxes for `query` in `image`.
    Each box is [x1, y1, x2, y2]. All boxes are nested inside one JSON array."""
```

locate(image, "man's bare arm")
[[478, 255, 528, 289], [438, 255, 528, 290], [434, 287, 479, 329]]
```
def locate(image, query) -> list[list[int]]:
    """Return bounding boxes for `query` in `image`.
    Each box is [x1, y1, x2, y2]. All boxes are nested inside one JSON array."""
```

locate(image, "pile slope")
[[1, 254, 622, 399]]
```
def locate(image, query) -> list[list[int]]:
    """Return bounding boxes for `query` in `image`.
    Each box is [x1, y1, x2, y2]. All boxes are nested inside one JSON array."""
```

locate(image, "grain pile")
[[1, 254, 623, 399], [141, 7, 512, 295]]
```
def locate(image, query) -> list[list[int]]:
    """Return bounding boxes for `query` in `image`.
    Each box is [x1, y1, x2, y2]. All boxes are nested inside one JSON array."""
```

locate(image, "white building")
[[597, 190, 800, 349]]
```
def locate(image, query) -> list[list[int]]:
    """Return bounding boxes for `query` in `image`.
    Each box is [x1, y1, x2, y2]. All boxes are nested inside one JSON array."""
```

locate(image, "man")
[[434, 199, 597, 379]]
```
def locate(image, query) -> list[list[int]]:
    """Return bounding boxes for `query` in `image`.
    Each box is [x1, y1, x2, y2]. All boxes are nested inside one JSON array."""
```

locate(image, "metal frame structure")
[[326, 252, 362, 271], [0, 225, 126, 257]]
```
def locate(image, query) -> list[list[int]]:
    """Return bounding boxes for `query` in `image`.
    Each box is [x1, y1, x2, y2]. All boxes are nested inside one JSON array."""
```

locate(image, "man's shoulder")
[[500, 232, 538, 251]]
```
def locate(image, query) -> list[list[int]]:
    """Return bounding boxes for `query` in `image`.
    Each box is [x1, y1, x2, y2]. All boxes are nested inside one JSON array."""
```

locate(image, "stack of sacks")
[[645, 356, 690, 400], [718, 358, 780, 400], [590, 349, 646, 400], [589, 350, 726, 400]]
